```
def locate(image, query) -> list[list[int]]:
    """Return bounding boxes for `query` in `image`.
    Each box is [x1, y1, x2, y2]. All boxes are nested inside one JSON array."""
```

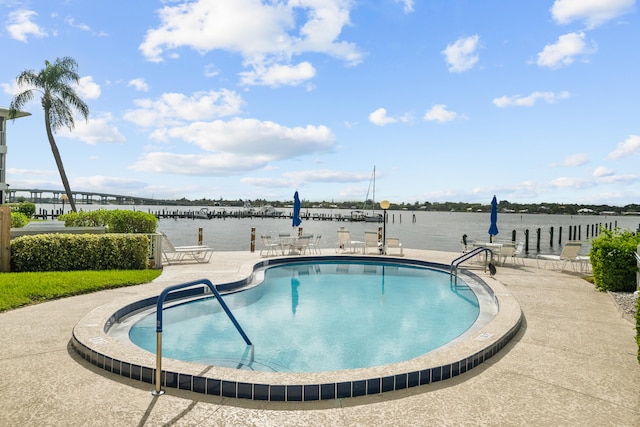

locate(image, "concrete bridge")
[[7, 188, 172, 206]]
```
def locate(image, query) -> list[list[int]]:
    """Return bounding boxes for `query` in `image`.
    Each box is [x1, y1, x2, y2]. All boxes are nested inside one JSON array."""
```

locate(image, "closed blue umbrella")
[[488, 195, 499, 242], [292, 191, 302, 227]]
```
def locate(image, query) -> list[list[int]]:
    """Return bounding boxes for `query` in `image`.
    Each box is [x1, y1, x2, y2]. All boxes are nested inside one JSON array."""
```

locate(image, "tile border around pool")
[[71, 256, 523, 401]]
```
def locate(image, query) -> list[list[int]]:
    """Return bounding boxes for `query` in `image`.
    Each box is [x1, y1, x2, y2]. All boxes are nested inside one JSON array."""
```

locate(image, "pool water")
[[129, 261, 480, 373]]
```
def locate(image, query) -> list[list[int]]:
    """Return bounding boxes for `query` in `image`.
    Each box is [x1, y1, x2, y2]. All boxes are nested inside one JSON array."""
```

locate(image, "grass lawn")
[[0, 269, 162, 312]]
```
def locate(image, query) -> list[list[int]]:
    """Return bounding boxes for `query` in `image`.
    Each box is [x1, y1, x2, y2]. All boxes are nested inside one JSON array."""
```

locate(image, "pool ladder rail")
[[152, 278, 253, 396], [450, 246, 494, 285]]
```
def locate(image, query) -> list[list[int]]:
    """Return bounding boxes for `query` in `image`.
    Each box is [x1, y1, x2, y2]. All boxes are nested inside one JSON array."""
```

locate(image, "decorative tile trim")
[[70, 257, 523, 401], [70, 310, 522, 401]]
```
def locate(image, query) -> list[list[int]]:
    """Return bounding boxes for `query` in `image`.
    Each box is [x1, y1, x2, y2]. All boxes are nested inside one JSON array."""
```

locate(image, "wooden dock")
[[33, 208, 357, 222]]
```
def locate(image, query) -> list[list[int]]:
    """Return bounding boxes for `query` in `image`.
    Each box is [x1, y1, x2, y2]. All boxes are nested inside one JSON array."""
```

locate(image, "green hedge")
[[589, 228, 640, 292], [59, 209, 157, 233], [10, 233, 150, 272], [637, 297, 640, 364], [9, 202, 36, 218], [11, 212, 29, 228]]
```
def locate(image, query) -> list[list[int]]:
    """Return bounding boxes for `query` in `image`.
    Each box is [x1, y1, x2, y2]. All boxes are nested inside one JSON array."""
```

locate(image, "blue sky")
[[1, 0, 639, 206]]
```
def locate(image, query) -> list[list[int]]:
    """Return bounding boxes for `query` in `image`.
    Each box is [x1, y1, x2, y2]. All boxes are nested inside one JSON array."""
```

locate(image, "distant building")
[[0, 107, 31, 204]]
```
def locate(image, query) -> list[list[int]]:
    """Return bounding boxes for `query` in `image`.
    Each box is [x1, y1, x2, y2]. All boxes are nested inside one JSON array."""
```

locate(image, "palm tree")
[[9, 57, 89, 213]]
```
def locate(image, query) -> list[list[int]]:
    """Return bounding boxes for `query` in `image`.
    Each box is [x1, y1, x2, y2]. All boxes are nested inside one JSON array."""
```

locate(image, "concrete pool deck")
[[1, 249, 639, 426]]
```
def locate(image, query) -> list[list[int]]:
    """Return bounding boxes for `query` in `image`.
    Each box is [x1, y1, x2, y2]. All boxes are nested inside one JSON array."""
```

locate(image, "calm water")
[[154, 208, 639, 255], [36, 203, 640, 255], [127, 261, 480, 372]]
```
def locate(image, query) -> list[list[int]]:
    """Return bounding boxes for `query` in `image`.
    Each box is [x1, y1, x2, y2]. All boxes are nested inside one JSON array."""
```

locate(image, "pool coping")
[[71, 255, 523, 401]]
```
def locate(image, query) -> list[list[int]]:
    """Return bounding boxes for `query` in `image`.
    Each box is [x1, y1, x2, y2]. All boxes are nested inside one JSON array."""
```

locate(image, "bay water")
[[35, 204, 640, 256]]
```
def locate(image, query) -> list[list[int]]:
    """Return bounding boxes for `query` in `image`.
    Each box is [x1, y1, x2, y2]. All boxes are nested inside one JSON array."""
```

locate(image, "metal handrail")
[[152, 278, 252, 395], [450, 246, 494, 285]]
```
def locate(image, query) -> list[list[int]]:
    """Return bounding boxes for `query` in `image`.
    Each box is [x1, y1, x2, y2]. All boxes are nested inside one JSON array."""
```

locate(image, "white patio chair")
[[336, 229, 364, 253], [290, 235, 311, 255], [511, 241, 526, 265], [260, 234, 280, 257], [363, 231, 381, 254], [307, 234, 322, 254], [385, 237, 403, 256], [160, 232, 213, 265], [498, 242, 516, 265]]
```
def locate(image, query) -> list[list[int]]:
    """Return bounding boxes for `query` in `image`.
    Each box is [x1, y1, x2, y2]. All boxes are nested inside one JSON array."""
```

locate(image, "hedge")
[[9, 202, 36, 218], [637, 297, 640, 364], [59, 209, 157, 233], [589, 228, 640, 292], [10, 233, 150, 272], [11, 212, 29, 228]]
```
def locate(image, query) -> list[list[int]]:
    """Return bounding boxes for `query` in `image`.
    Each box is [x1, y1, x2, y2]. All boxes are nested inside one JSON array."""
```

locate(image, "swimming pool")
[[127, 261, 481, 372], [72, 255, 522, 401]]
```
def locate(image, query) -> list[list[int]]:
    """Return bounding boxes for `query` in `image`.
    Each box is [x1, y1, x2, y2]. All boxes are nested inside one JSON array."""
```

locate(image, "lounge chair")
[[336, 229, 364, 253], [160, 232, 213, 265], [536, 241, 583, 272], [260, 234, 280, 257], [385, 237, 403, 256], [363, 231, 381, 254]]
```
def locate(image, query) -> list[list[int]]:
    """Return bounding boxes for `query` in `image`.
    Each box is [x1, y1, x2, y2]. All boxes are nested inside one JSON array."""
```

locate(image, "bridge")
[[6, 188, 175, 206]]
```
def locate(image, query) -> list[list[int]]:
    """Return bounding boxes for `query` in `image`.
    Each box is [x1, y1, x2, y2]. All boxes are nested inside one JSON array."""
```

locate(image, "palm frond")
[[9, 56, 90, 213]]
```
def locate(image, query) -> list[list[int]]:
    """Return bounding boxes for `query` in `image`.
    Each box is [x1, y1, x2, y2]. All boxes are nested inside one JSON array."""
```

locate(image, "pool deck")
[[1, 249, 639, 426]]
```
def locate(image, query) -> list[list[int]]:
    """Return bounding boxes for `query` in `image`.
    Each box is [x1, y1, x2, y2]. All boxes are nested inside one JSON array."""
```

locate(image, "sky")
[[0, 0, 639, 206]]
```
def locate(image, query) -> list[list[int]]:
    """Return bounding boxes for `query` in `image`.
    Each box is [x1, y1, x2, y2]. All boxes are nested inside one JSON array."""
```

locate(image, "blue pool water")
[[129, 261, 480, 373]]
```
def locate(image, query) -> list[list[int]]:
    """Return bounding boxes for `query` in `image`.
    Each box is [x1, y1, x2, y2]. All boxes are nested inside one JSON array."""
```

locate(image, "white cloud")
[[549, 171, 638, 191], [368, 108, 411, 126], [493, 91, 570, 107], [424, 104, 458, 123], [204, 64, 219, 78], [608, 134, 640, 159], [239, 61, 316, 87], [138, 0, 363, 86], [6, 9, 47, 42], [75, 76, 101, 100], [442, 35, 480, 73], [282, 169, 371, 183], [57, 113, 125, 145], [593, 166, 614, 177], [0, 81, 21, 96], [369, 108, 397, 126], [123, 90, 244, 127], [240, 177, 290, 188], [132, 117, 335, 176], [65, 17, 90, 32], [131, 152, 274, 176], [560, 153, 589, 167], [153, 117, 334, 156], [241, 169, 370, 188], [7, 168, 56, 178], [72, 176, 147, 193], [128, 78, 149, 92], [551, 0, 635, 29], [549, 176, 592, 189], [537, 32, 596, 69], [395, 0, 415, 14]]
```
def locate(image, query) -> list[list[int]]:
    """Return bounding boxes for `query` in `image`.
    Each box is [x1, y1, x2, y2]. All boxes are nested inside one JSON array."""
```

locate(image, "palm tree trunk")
[[44, 113, 77, 213]]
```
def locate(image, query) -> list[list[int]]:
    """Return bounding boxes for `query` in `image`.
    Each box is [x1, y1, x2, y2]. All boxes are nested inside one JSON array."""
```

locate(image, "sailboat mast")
[[372, 165, 376, 214]]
